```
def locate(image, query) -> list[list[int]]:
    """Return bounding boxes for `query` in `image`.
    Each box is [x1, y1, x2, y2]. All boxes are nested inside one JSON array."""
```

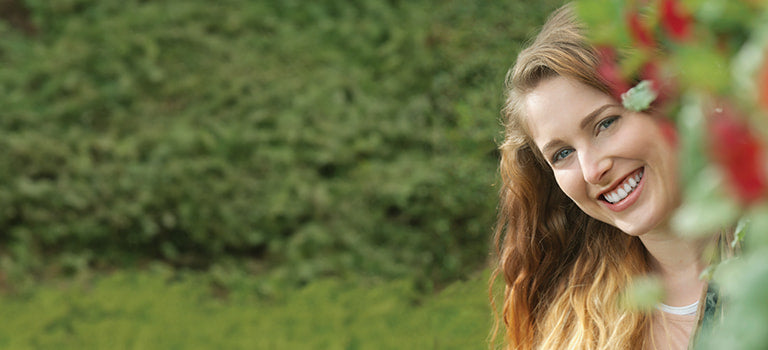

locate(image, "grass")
[[0, 267, 498, 349]]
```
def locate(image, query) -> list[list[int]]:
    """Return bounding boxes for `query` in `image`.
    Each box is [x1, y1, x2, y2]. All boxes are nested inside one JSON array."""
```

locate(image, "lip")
[[600, 167, 645, 212]]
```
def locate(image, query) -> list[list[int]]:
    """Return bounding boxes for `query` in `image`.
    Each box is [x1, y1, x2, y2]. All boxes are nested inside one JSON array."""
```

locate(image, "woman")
[[491, 5, 719, 350]]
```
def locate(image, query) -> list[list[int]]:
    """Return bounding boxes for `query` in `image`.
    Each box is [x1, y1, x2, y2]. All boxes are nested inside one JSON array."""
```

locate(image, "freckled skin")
[[525, 76, 680, 236]]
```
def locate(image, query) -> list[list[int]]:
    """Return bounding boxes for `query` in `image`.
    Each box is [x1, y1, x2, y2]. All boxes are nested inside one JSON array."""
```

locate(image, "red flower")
[[660, 0, 693, 41], [709, 103, 767, 204], [626, 10, 654, 48], [596, 46, 631, 100]]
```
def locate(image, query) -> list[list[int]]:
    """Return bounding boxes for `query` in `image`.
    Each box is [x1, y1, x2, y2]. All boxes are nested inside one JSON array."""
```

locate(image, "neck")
[[639, 227, 709, 307]]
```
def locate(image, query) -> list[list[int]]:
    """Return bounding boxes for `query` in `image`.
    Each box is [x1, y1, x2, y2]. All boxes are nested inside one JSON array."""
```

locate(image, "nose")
[[579, 149, 612, 185]]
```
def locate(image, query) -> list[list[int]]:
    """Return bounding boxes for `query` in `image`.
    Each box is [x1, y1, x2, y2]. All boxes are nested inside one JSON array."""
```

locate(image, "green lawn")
[[0, 268, 498, 349]]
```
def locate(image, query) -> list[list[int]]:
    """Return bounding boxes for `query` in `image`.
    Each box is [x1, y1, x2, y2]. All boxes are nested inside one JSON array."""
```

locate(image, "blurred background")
[[0, 0, 561, 348]]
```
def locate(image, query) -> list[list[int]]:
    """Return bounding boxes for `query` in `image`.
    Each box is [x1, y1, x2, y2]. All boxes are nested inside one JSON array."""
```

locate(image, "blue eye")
[[598, 116, 619, 131], [552, 148, 573, 163]]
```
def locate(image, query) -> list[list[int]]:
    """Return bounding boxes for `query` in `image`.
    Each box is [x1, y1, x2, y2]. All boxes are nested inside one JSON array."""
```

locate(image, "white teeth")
[[603, 170, 644, 204]]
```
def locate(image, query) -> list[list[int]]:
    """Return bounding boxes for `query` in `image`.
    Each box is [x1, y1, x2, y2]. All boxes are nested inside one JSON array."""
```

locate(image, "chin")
[[614, 215, 670, 237], [617, 225, 649, 237]]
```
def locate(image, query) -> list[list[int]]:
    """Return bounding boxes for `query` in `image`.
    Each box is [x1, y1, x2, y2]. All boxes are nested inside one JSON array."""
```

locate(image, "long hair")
[[491, 5, 652, 349]]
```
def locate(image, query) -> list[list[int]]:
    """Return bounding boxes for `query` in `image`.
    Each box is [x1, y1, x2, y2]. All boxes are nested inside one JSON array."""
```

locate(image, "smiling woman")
[[491, 4, 717, 350], [526, 76, 679, 236]]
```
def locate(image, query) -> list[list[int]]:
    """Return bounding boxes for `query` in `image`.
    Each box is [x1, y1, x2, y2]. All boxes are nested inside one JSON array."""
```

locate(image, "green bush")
[[0, 0, 561, 285]]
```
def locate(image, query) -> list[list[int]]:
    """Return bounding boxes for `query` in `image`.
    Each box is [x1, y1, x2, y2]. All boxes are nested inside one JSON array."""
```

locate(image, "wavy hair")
[[490, 5, 653, 349]]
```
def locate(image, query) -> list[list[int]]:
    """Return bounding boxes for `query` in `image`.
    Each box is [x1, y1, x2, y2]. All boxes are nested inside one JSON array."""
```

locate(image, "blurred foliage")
[[0, 266, 495, 349], [0, 0, 562, 287], [577, 1, 768, 348]]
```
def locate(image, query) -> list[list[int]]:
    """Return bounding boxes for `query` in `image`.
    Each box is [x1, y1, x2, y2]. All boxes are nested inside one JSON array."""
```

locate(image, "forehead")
[[525, 76, 613, 145]]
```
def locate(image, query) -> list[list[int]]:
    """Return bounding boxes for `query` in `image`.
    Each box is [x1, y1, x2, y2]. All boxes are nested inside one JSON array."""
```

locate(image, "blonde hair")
[[491, 5, 653, 349]]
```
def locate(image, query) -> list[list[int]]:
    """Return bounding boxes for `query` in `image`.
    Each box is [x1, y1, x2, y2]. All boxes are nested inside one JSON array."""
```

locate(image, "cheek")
[[642, 120, 679, 165], [553, 169, 588, 203], [615, 119, 670, 158]]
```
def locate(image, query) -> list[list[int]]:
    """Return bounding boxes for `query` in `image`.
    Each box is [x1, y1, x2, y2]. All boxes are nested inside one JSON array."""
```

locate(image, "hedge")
[[0, 0, 561, 286]]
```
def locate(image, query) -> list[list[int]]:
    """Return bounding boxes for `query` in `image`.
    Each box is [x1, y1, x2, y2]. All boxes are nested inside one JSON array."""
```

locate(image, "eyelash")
[[550, 115, 621, 164], [552, 148, 573, 163], [597, 115, 620, 132]]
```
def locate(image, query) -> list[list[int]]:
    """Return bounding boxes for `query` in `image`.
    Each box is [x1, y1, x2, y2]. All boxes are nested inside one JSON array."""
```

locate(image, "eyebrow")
[[579, 104, 615, 130], [540, 103, 618, 157]]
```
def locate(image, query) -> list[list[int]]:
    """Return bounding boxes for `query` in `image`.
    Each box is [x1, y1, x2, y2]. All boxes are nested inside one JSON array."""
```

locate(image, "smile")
[[602, 168, 644, 204]]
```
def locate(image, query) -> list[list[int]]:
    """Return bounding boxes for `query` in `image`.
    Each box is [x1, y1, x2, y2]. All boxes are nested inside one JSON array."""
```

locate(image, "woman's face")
[[524, 76, 679, 236]]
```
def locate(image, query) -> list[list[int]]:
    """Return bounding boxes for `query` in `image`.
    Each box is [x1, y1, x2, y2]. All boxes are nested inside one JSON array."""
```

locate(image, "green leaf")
[[575, 0, 629, 46], [676, 93, 709, 185], [733, 217, 749, 249], [743, 205, 768, 249], [621, 80, 658, 111], [671, 167, 741, 237], [621, 275, 664, 311], [673, 45, 730, 93], [731, 13, 768, 106], [699, 264, 717, 281]]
